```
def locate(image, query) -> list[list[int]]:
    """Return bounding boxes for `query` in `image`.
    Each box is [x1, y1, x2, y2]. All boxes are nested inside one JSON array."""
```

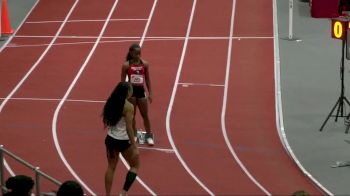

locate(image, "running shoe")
[[145, 133, 154, 146]]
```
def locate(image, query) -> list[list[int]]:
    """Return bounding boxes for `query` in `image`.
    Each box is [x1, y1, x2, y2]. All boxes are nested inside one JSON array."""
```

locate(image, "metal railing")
[[0, 145, 62, 195]]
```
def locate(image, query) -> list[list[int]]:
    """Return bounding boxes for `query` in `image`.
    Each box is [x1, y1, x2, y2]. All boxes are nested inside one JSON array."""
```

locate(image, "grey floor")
[[1, 0, 349, 194], [278, 0, 350, 195], [0, 0, 36, 48]]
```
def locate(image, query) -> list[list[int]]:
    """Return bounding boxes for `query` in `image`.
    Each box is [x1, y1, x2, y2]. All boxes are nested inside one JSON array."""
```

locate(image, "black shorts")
[[105, 135, 131, 157], [132, 85, 145, 98]]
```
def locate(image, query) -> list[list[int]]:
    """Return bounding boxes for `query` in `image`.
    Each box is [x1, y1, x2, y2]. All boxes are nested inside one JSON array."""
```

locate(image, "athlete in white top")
[[102, 82, 139, 196], [107, 117, 129, 140]]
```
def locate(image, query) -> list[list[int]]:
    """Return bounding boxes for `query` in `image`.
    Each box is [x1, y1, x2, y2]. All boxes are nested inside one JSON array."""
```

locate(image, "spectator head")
[[292, 190, 310, 196], [57, 180, 84, 196], [5, 175, 34, 196]]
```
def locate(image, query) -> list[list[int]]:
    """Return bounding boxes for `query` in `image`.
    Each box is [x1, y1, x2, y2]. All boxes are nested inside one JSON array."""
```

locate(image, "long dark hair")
[[126, 43, 141, 61], [102, 82, 130, 127]]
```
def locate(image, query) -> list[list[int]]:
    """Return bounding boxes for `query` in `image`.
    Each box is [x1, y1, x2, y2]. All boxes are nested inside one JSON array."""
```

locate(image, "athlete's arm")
[[121, 62, 129, 82], [144, 62, 153, 103], [124, 102, 136, 145]]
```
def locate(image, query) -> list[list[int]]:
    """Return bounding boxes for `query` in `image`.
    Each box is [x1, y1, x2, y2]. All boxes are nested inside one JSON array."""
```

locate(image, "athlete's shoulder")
[[122, 61, 130, 67], [141, 59, 149, 67], [122, 61, 130, 72]]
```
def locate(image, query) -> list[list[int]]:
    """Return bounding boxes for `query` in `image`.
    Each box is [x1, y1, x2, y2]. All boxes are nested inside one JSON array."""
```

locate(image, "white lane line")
[[178, 82, 224, 87], [9, 36, 274, 48], [0, 0, 79, 179], [52, 0, 158, 195], [0, 0, 79, 114], [124, 0, 159, 194], [0, 0, 40, 53], [25, 18, 148, 24], [60, 99, 104, 103], [7, 38, 185, 48], [0, 0, 40, 179], [138, 0, 157, 47], [165, 0, 214, 195], [51, 1, 119, 195], [138, 146, 174, 153], [220, 0, 271, 195], [15, 35, 141, 38], [0, 97, 105, 103], [0, 97, 62, 101], [3, 160, 15, 176], [7, 39, 141, 48], [234, 36, 273, 39], [119, 155, 157, 194], [14, 35, 273, 39], [272, 0, 332, 195]]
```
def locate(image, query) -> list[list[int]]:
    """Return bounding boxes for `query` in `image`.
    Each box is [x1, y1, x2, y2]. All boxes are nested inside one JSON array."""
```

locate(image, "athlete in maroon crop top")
[[121, 44, 154, 145]]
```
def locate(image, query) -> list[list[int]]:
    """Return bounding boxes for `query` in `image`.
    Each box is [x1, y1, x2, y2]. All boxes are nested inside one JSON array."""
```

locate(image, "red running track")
[[0, 0, 325, 195]]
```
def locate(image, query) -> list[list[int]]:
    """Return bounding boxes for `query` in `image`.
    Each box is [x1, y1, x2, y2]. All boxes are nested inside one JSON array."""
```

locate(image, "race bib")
[[130, 74, 144, 84]]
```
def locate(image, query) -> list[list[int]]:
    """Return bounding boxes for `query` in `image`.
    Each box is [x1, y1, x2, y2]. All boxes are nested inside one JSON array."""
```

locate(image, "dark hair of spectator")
[[57, 180, 84, 196], [5, 175, 34, 195]]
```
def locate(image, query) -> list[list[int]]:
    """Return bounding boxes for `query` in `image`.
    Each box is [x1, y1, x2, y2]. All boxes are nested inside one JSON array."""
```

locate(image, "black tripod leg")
[[320, 98, 341, 131], [335, 97, 343, 121], [344, 97, 350, 106]]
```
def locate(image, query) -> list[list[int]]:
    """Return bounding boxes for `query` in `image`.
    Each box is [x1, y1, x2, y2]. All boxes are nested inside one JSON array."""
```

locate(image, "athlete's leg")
[[137, 98, 151, 133], [137, 98, 154, 145], [105, 148, 119, 196], [120, 145, 140, 195]]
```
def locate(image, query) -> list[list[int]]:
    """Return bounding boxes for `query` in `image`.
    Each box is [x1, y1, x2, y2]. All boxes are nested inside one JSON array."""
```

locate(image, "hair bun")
[[129, 43, 141, 50]]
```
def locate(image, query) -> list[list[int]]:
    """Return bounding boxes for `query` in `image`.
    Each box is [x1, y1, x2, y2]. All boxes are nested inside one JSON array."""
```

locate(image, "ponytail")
[[126, 52, 132, 61]]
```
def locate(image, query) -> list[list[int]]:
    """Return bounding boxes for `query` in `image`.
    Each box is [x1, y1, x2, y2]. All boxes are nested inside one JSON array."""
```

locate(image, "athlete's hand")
[[132, 143, 139, 155], [147, 93, 153, 104]]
